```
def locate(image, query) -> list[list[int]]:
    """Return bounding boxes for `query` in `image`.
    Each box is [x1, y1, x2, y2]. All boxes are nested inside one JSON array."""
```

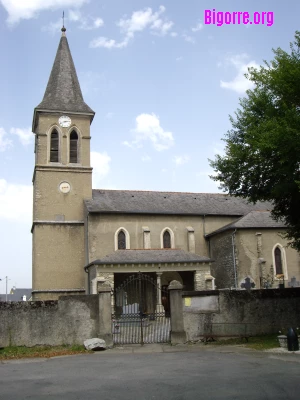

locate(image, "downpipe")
[[231, 229, 238, 289]]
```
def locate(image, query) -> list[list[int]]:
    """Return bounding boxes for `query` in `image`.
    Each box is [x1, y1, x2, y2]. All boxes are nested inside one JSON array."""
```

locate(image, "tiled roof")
[[35, 33, 94, 115], [85, 189, 272, 216], [86, 249, 211, 267], [206, 211, 286, 237], [0, 288, 32, 302]]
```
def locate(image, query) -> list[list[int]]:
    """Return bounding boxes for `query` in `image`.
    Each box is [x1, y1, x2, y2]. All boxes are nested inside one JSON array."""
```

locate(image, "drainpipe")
[[202, 215, 206, 236], [203, 215, 210, 257], [231, 229, 238, 288], [84, 209, 90, 294]]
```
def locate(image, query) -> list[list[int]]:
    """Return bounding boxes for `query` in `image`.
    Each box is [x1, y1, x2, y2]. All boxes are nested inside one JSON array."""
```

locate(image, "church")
[[31, 27, 300, 302]]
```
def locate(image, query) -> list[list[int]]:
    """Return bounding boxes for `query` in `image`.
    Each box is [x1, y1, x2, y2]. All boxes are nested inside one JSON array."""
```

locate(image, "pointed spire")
[[35, 26, 94, 117]]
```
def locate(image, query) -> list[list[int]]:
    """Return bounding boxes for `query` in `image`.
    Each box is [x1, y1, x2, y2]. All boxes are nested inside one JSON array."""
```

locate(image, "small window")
[[118, 231, 126, 250], [275, 247, 283, 275], [163, 231, 171, 249], [50, 130, 59, 162], [70, 131, 78, 163]]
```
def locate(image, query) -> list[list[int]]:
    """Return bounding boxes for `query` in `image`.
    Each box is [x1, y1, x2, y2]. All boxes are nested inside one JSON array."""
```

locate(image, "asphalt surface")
[[1, 344, 300, 400]]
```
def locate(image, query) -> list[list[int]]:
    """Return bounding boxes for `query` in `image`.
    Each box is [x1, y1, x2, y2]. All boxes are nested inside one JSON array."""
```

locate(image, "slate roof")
[[35, 32, 94, 115], [206, 211, 286, 237], [0, 288, 32, 302], [85, 249, 211, 268], [85, 189, 272, 216]]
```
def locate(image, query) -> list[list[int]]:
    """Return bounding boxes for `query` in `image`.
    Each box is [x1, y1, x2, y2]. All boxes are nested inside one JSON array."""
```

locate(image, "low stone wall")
[[0, 295, 101, 347], [183, 288, 300, 341]]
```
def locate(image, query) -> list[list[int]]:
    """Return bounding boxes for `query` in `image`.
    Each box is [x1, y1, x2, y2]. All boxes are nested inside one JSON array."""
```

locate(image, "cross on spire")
[[61, 11, 66, 33]]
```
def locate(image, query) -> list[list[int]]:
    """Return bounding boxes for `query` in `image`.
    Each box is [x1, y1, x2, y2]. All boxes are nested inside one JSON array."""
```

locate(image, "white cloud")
[[141, 155, 151, 162], [1, 0, 88, 25], [150, 19, 173, 36], [124, 113, 174, 151], [176, 56, 183, 62], [68, 9, 80, 21], [93, 18, 104, 28], [0, 127, 13, 152], [90, 36, 130, 49], [90, 6, 174, 49], [170, 32, 178, 37], [105, 112, 114, 119], [182, 33, 195, 44], [220, 54, 260, 94], [0, 179, 32, 222], [123, 140, 142, 149], [191, 21, 203, 32], [173, 155, 190, 166], [68, 10, 103, 30], [118, 6, 166, 34], [10, 127, 33, 146], [91, 151, 111, 187]]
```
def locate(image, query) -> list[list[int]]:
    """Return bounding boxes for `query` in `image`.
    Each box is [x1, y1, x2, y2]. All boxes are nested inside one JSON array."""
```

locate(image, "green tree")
[[209, 31, 300, 250]]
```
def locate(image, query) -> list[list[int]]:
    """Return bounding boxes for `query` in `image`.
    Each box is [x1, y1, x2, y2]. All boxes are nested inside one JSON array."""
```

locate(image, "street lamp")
[[0, 276, 9, 301]]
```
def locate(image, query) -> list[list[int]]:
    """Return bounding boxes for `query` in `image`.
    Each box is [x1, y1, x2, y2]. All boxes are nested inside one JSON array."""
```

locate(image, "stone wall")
[[0, 295, 105, 347], [209, 231, 236, 289], [183, 288, 300, 341]]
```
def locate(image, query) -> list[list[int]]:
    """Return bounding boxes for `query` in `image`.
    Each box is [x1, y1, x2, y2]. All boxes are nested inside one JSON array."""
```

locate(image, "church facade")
[[31, 28, 300, 301]]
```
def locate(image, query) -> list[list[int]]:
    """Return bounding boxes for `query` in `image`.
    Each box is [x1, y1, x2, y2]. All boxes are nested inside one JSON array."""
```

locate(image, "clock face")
[[59, 182, 71, 194], [58, 116, 71, 128]]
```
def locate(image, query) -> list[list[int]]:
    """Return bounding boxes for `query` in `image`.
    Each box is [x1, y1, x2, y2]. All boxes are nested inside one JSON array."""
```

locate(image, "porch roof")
[[85, 249, 211, 268]]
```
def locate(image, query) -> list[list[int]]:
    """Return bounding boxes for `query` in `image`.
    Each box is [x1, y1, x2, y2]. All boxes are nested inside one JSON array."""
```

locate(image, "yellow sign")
[[185, 297, 191, 307]]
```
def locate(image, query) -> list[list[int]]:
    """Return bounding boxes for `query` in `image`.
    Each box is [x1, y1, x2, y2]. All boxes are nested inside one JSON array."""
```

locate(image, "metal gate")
[[112, 272, 170, 345]]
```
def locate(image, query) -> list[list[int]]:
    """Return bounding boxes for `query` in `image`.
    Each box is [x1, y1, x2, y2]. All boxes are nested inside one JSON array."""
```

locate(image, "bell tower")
[[32, 26, 95, 300]]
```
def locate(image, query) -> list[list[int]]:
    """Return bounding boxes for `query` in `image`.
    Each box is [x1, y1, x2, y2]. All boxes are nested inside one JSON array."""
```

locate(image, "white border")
[[160, 227, 175, 249], [114, 227, 130, 250], [272, 243, 288, 280]]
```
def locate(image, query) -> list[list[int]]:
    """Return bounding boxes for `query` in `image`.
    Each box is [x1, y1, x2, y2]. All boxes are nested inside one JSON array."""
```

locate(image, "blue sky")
[[0, 0, 299, 291]]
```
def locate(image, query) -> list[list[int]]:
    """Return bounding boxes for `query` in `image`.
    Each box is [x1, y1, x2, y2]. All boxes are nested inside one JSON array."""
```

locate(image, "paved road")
[[1, 345, 300, 400]]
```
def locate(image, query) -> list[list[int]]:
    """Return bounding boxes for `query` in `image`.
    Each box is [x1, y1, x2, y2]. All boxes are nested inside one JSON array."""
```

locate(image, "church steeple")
[[32, 26, 94, 301], [33, 26, 94, 130]]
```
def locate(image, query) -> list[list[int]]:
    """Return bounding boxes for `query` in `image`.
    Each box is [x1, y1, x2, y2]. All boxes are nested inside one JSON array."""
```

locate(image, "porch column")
[[156, 272, 164, 313]]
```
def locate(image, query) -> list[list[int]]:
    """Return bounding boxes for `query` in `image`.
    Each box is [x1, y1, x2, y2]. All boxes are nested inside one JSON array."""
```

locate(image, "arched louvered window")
[[70, 131, 78, 163], [163, 231, 171, 249], [118, 231, 126, 250], [50, 130, 59, 162], [275, 247, 283, 275]]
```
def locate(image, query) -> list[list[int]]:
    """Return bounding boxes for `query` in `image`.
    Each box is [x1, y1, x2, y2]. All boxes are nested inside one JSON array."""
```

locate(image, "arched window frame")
[[68, 127, 81, 164], [272, 243, 288, 280], [160, 228, 175, 249], [114, 227, 130, 251], [48, 125, 61, 163]]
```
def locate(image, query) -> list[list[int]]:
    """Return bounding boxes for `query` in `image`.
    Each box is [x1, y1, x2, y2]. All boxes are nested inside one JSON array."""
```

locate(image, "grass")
[[0, 335, 281, 360], [204, 334, 279, 351], [0, 344, 92, 360]]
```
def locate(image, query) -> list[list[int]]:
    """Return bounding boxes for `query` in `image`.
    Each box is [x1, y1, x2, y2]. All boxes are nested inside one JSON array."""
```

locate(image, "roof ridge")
[[92, 189, 227, 195]]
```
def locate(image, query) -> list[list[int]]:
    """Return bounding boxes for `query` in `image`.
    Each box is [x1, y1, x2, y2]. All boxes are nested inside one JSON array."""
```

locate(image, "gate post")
[[168, 280, 186, 344], [98, 283, 113, 347]]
